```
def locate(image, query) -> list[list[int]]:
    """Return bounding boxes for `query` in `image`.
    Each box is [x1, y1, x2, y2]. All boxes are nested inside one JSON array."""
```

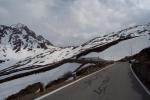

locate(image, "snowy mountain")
[[0, 23, 53, 51], [13, 24, 150, 66], [0, 23, 150, 80], [0, 24, 57, 69], [0, 23, 150, 99]]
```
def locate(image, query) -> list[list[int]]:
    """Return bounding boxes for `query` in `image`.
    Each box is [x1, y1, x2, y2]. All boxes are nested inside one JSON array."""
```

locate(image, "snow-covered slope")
[[7, 24, 150, 65], [0, 24, 56, 69], [0, 23, 150, 81], [84, 35, 150, 60], [0, 63, 81, 99], [0, 23, 150, 100], [77, 24, 150, 57]]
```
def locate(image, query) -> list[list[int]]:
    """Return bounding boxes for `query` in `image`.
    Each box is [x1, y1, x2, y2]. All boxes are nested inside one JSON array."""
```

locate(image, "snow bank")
[[84, 35, 150, 60], [0, 63, 80, 100]]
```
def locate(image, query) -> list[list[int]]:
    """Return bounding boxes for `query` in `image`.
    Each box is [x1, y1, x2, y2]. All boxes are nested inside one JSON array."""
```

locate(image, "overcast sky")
[[0, 0, 150, 46]]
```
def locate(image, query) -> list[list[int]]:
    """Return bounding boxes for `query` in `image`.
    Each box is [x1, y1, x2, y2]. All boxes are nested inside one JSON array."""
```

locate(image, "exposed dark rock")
[[0, 24, 53, 52], [6, 82, 44, 100]]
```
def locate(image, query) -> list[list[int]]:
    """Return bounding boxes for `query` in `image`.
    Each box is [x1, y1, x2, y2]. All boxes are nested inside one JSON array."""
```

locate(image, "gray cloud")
[[0, 0, 150, 46]]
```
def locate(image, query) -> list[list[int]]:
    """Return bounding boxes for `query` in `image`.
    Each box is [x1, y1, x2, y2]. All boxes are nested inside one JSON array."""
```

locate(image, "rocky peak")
[[0, 24, 53, 52]]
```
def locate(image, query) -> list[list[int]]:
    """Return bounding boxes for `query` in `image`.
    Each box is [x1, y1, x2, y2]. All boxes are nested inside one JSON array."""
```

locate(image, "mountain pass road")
[[36, 62, 150, 100]]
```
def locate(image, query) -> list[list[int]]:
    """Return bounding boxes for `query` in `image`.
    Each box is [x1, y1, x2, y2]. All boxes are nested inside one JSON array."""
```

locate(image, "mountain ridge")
[[0, 23, 150, 83]]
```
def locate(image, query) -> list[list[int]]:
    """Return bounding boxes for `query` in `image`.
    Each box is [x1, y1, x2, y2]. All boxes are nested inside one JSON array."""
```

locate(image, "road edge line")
[[35, 63, 114, 100], [130, 64, 150, 96]]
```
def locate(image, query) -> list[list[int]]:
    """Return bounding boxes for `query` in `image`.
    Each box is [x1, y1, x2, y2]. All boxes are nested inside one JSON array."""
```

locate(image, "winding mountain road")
[[36, 62, 150, 100]]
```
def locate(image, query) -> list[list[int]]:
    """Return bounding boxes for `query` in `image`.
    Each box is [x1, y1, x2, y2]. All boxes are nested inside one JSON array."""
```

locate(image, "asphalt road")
[[36, 62, 150, 100]]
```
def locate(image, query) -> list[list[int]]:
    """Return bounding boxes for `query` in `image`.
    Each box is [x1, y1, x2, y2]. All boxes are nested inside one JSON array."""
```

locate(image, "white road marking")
[[130, 64, 150, 96], [35, 63, 114, 100]]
